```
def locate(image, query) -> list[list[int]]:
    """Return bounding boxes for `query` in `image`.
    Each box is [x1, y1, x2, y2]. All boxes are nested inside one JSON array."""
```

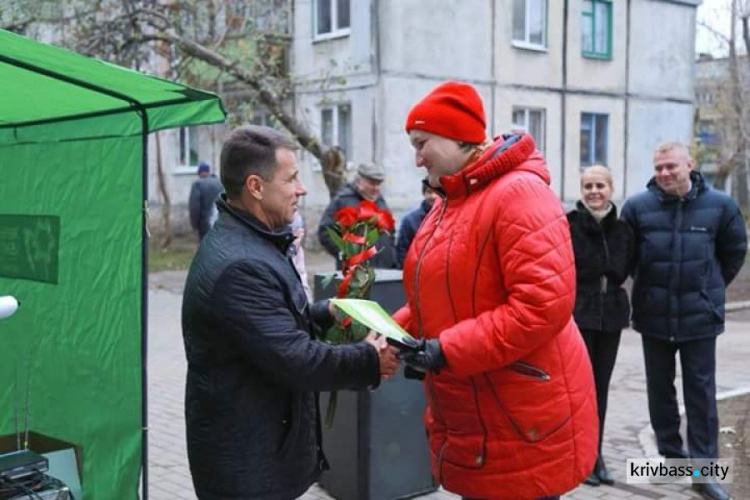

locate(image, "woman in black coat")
[[567, 165, 634, 487]]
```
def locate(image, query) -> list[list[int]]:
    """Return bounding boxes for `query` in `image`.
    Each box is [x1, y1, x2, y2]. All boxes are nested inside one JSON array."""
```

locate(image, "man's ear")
[[245, 175, 264, 200]]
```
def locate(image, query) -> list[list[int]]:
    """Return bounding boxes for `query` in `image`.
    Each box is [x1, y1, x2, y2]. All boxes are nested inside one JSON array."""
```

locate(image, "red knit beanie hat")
[[405, 81, 486, 143]]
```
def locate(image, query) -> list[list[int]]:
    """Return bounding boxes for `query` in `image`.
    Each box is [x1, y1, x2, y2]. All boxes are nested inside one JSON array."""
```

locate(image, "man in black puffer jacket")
[[622, 141, 746, 500], [181, 126, 399, 500]]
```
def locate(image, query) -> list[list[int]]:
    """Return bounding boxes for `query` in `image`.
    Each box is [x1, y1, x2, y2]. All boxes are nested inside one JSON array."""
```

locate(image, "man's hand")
[[365, 331, 400, 379], [398, 338, 446, 374]]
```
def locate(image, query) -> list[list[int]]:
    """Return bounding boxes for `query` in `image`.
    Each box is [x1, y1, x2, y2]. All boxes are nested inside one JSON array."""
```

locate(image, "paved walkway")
[[147, 264, 750, 499]]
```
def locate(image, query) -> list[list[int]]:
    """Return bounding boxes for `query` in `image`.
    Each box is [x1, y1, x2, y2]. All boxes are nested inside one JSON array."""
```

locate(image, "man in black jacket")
[[188, 161, 223, 240], [622, 142, 747, 500], [396, 180, 438, 268], [317, 163, 398, 269], [181, 126, 399, 500]]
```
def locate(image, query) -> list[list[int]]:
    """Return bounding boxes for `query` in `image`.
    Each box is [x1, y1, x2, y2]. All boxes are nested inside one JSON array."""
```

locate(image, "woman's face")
[[409, 130, 472, 187], [580, 171, 613, 210]]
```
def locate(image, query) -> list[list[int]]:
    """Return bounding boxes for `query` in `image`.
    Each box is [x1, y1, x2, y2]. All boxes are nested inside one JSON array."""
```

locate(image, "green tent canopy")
[[0, 29, 226, 499]]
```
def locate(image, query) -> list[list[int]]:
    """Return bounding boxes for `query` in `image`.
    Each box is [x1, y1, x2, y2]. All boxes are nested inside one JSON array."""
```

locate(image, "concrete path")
[[147, 263, 750, 499]]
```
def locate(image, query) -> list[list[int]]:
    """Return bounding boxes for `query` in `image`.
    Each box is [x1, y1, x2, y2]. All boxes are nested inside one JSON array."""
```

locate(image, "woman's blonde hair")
[[580, 165, 614, 189]]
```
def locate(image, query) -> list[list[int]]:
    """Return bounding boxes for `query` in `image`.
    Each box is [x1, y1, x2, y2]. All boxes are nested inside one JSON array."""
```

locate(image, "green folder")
[[330, 299, 418, 349]]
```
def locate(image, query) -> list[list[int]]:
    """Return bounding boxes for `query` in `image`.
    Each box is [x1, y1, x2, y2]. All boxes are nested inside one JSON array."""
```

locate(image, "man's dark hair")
[[220, 125, 299, 199]]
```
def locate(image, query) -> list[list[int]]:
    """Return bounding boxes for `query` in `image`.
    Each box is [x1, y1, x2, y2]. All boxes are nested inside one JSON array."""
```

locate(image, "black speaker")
[[315, 270, 436, 500]]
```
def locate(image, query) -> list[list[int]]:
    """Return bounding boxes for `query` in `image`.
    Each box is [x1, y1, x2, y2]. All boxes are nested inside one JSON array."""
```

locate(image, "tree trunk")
[[154, 131, 172, 249], [714, 169, 730, 191], [157, 29, 343, 199], [727, 1, 750, 210], [735, 153, 750, 213]]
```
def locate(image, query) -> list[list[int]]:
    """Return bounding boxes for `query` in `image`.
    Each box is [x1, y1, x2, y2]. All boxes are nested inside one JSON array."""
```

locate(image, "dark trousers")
[[641, 335, 718, 459], [580, 328, 622, 456]]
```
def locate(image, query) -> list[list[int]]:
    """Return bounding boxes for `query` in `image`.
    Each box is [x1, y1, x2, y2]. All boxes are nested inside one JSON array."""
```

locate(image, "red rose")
[[357, 200, 379, 221], [375, 210, 395, 232], [335, 207, 359, 228]]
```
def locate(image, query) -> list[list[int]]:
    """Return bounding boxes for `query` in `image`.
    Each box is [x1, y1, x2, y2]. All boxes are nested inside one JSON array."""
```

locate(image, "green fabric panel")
[[0, 61, 125, 126], [0, 115, 143, 499], [0, 29, 226, 131], [0, 215, 61, 283], [144, 97, 227, 133], [0, 113, 142, 146]]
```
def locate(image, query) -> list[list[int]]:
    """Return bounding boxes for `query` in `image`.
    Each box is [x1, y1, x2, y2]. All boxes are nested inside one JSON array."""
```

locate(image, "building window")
[[582, 0, 612, 59], [512, 0, 547, 48], [580, 113, 608, 167], [314, 0, 350, 39], [512, 107, 546, 153], [320, 104, 352, 166], [179, 126, 200, 166]]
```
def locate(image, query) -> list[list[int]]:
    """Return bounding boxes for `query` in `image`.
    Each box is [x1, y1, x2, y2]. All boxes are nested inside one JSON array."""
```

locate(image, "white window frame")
[[512, 0, 548, 51], [314, 103, 352, 172], [511, 107, 546, 153], [173, 126, 202, 175], [313, 0, 351, 42], [580, 113, 609, 167]]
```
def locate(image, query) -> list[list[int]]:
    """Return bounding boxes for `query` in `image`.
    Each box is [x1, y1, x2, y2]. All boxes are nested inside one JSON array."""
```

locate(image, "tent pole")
[[139, 109, 150, 500]]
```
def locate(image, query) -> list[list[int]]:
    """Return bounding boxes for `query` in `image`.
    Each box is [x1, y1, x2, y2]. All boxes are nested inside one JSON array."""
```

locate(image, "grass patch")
[[148, 242, 197, 273]]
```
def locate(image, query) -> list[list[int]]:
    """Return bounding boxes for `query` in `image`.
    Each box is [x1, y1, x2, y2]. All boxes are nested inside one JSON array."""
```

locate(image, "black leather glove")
[[403, 365, 426, 381], [398, 338, 446, 374]]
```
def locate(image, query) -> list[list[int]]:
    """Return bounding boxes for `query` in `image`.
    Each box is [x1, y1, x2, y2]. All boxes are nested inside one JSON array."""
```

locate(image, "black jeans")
[[580, 328, 622, 456], [641, 335, 718, 459]]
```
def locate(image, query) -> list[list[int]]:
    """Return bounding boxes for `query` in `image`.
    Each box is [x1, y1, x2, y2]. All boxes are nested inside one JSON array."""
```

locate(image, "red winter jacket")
[[394, 134, 598, 499]]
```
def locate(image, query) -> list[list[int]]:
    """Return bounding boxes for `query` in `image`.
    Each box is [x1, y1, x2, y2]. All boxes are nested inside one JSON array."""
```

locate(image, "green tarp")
[[0, 29, 225, 499]]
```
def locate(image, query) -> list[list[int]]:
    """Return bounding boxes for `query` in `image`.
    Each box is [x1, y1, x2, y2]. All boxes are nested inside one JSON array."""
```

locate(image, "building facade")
[[293, 0, 700, 227], [694, 54, 750, 194]]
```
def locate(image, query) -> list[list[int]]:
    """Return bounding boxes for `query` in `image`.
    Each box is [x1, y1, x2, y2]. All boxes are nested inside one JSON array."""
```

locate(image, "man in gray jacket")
[[188, 161, 223, 240]]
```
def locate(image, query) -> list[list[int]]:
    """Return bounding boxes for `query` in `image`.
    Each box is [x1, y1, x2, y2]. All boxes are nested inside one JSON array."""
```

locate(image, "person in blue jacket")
[[396, 179, 438, 268], [621, 141, 747, 500]]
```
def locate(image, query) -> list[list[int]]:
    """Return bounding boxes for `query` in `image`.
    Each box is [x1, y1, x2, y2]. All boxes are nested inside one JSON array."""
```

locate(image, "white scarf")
[[582, 200, 613, 223]]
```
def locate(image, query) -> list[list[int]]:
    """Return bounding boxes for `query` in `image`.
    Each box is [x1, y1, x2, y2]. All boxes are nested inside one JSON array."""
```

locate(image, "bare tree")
[[4, 0, 348, 198], [696, 0, 750, 214]]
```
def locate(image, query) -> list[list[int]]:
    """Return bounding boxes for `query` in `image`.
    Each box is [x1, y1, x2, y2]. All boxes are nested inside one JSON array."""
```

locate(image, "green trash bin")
[[315, 270, 437, 500]]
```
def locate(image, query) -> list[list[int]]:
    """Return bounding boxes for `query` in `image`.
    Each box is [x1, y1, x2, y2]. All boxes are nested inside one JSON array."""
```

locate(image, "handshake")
[[365, 333, 446, 381]]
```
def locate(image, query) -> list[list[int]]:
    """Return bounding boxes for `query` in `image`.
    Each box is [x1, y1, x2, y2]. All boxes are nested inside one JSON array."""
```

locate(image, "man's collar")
[[218, 195, 295, 251]]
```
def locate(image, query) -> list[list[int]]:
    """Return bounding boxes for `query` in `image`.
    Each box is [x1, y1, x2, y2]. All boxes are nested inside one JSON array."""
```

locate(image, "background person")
[[567, 165, 634, 487], [396, 179, 438, 268], [394, 81, 598, 500], [317, 162, 398, 269], [188, 161, 223, 240], [181, 126, 399, 500], [621, 141, 747, 500]]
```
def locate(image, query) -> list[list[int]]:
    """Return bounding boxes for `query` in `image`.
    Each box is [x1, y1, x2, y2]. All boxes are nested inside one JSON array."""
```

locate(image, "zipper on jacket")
[[414, 195, 449, 339], [599, 231, 611, 332], [510, 360, 550, 381], [436, 440, 447, 484], [669, 201, 684, 341]]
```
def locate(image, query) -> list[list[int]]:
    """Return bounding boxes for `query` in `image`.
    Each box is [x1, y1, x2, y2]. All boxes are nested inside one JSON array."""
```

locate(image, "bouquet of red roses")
[[321, 200, 395, 341], [319, 200, 395, 425]]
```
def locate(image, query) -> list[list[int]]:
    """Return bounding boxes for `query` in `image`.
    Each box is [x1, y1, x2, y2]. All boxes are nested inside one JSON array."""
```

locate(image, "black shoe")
[[583, 471, 600, 486], [595, 457, 615, 486], [692, 481, 730, 500]]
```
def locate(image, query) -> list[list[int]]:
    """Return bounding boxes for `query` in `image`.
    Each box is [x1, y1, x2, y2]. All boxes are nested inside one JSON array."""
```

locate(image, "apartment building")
[[293, 0, 700, 224]]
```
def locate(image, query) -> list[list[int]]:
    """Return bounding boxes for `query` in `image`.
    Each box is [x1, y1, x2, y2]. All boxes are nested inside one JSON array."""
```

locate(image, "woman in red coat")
[[395, 81, 598, 500]]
